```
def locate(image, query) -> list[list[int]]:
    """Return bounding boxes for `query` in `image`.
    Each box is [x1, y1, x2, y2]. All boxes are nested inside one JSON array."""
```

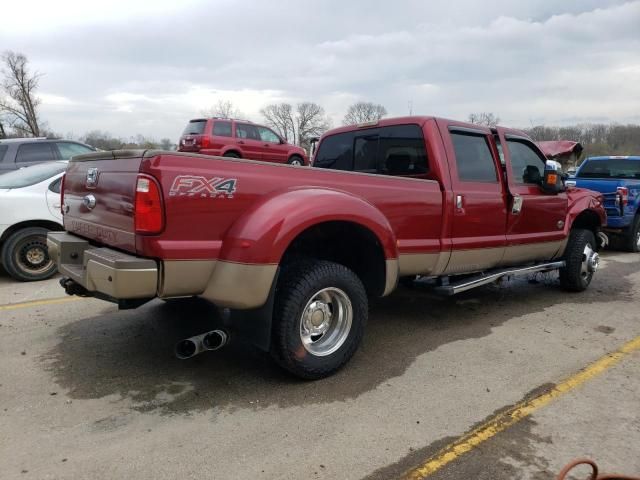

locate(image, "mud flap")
[[225, 268, 279, 352]]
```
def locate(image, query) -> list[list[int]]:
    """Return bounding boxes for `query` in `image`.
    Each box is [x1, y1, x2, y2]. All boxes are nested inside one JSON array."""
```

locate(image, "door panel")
[[257, 126, 288, 163], [496, 129, 568, 266], [234, 123, 263, 161], [437, 121, 508, 274]]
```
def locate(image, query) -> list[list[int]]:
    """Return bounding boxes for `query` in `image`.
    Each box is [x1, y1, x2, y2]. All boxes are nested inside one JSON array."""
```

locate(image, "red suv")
[[178, 118, 308, 165]]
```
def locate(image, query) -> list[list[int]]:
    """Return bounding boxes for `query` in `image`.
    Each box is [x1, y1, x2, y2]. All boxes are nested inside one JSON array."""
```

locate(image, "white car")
[[0, 161, 67, 281]]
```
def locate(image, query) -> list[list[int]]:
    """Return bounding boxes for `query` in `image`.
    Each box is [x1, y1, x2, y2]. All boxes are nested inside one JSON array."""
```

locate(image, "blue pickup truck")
[[568, 156, 640, 252]]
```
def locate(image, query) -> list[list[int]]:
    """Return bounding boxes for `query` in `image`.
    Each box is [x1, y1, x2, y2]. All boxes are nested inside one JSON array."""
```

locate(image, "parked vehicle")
[[0, 138, 95, 174], [0, 161, 66, 281], [567, 155, 640, 251], [178, 117, 308, 165], [49, 116, 606, 379]]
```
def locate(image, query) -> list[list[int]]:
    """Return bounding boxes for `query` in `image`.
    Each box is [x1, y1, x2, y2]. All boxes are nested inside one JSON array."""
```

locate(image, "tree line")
[[1, 51, 638, 162]]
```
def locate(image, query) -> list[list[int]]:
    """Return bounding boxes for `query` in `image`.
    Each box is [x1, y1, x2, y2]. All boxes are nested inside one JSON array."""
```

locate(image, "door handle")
[[456, 194, 464, 210], [512, 195, 523, 214], [263, 144, 270, 147], [238, 140, 245, 144]]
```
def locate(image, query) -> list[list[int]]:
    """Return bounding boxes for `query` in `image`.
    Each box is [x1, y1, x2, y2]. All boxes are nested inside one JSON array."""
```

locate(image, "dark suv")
[[0, 138, 96, 174], [178, 118, 308, 165]]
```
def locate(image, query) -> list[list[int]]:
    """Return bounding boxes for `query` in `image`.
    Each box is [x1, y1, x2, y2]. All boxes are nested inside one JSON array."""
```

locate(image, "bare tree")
[[261, 102, 330, 149], [0, 51, 42, 137], [343, 101, 387, 125], [468, 112, 500, 128], [202, 99, 242, 119]]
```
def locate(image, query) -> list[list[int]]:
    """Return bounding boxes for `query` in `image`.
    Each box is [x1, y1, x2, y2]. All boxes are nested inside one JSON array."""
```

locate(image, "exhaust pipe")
[[175, 329, 229, 360]]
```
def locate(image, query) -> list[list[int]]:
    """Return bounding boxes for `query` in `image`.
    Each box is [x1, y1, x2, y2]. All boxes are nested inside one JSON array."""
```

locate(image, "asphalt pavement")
[[1, 252, 638, 479]]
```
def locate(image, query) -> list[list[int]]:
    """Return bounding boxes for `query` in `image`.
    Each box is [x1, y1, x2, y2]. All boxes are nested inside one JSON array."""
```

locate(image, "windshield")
[[0, 162, 67, 189], [577, 159, 640, 179], [182, 120, 207, 135]]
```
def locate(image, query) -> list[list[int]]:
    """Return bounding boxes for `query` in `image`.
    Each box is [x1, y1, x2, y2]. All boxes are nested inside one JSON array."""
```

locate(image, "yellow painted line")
[[403, 335, 640, 480], [0, 296, 82, 311]]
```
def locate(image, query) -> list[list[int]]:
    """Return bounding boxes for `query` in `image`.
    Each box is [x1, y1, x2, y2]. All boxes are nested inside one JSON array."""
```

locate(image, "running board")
[[434, 261, 566, 296]]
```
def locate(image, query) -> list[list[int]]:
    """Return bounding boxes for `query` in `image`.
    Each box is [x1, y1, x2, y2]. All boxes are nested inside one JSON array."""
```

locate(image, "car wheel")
[[271, 259, 367, 380], [223, 152, 240, 159], [623, 215, 640, 253], [287, 156, 304, 166], [1, 227, 58, 282], [559, 229, 599, 292]]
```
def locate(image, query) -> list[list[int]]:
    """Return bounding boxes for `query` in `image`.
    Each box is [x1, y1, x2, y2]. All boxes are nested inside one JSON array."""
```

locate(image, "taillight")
[[135, 175, 164, 234], [60, 173, 66, 215], [617, 187, 629, 207], [200, 136, 211, 149]]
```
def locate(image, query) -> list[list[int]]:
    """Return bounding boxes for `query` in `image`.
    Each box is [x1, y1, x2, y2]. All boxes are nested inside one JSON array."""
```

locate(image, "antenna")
[[408, 101, 413, 116]]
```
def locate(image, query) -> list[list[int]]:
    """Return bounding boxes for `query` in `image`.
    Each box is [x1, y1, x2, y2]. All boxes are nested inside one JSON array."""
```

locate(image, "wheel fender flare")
[[218, 187, 398, 265]]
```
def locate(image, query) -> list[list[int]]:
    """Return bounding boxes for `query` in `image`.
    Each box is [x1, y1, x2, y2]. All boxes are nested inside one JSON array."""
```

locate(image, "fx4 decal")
[[169, 175, 237, 198]]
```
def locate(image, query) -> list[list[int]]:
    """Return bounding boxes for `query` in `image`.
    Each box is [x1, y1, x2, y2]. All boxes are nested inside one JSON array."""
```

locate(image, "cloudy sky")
[[2, 0, 639, 141]]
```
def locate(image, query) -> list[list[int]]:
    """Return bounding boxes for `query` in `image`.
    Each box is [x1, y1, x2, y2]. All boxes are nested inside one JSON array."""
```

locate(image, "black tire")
[[271, 259, 367, 380], [223, 152, 240, 158], [287, 155, 304, 166], [1, 227, 57, 282], [559, 229, 598, 292], [623, 215, 640, 253]]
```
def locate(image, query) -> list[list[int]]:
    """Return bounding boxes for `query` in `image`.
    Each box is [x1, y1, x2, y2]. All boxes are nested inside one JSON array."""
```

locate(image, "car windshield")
[[182, 120, 207, 135], [0, 162, 67, 189], [577, 159, 640, 179]]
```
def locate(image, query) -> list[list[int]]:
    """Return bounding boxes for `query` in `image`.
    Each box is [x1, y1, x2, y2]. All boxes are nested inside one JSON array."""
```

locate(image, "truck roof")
[[584, 155, 640, 161], [319, 115, 528, 139]]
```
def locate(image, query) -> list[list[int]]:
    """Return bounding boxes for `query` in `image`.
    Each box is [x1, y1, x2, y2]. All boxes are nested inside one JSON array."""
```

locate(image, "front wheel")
[[271, 259, 367, 379], [287, 155, 304, 166], [1, 227, 58, 282], [559, 229, 599, 292]]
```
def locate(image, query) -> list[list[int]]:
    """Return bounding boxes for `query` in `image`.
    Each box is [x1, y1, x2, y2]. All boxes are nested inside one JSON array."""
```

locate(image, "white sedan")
[[0, 161, 67, 281]]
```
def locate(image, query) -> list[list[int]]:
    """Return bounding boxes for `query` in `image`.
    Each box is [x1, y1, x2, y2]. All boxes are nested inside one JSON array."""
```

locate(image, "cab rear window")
[[314, 124, 428, 177], [182, 120, 207, 135]]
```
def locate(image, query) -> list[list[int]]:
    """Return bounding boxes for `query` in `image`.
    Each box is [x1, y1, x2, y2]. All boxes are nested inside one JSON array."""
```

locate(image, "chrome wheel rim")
[[299, 287, 352, 356], [14, 236, 53, 274], [290, 159, 303, 166], [581, 243, 599, 278], [635, 230, 640, 250]]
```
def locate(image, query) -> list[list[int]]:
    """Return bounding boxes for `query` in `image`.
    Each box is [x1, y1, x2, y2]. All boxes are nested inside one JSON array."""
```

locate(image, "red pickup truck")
[[48, 116, 606, 379]]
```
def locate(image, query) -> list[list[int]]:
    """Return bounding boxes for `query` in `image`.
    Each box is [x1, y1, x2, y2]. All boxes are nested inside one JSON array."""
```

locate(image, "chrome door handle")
[[512, 195, 523, 214], [456, 194, 463, 210]]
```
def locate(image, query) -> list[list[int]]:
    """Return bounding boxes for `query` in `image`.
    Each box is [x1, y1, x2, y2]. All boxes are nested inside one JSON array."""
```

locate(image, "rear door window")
[[236, 123, 260, 140], [450, 132, 498, 182], [0, 145, 8, 162], [16, 143, 57, 163], [212, 121, 232, 137]]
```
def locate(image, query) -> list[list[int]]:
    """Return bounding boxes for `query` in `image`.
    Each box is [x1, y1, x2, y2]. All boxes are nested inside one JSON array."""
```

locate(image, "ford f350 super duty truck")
[[48, 116, 606, 379]]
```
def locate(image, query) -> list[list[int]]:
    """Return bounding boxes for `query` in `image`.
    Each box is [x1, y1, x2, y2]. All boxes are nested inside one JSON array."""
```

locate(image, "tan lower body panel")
[[499, 240, 564, 267], [200, 261, 278, 309], [398, 253, 440, 276], [159, 260, 217, 297], [383, 259, 399, 296], [443, 247, 504, 275]]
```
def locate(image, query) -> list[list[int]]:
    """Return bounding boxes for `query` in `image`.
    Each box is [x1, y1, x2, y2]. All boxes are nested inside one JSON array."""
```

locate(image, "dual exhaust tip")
[[175, 329, 229, 360]]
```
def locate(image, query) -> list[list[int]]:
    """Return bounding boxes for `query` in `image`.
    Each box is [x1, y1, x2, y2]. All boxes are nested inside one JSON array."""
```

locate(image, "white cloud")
[[2, 0, 638, 140]]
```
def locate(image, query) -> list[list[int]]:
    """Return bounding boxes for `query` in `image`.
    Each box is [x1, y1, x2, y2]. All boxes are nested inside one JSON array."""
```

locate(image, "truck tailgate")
[[63, 150, 143, 253]]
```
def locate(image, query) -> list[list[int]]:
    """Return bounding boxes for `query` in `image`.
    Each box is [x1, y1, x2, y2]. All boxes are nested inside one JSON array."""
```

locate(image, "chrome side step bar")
[[434, 261, 566, 296]]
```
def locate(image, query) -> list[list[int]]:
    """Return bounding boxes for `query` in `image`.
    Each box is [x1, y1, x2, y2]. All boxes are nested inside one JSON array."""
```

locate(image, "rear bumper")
[[47, 232, 158, 300]]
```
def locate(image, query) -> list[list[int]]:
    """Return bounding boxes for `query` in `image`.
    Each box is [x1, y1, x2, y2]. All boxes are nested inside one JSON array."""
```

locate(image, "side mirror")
[[540, 163, 565, 194]]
